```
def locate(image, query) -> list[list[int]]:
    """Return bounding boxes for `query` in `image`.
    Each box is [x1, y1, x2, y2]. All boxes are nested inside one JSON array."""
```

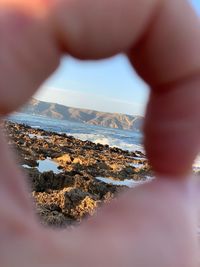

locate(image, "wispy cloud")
[[34, 86, 148, 116]]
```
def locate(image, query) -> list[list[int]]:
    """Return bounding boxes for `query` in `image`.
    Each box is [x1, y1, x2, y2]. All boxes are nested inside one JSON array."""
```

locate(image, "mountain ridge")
[[20, 98, 144, 131]]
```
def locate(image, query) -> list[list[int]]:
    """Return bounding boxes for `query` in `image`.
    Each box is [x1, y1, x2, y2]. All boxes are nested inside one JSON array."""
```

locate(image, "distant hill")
[[20, 98, 144, 132]]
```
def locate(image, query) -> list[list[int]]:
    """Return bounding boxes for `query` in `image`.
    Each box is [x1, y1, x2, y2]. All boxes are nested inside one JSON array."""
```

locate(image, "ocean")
[[8, 113, 144, 153], [8, 113, 200, 170]]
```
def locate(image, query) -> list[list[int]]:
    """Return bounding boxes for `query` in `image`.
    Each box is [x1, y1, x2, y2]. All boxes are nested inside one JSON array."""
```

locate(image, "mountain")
[[20, 98, 144, 132]]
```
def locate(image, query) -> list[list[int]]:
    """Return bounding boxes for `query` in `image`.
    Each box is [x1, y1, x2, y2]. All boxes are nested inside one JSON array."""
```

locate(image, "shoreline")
[[5, 120, 152, 228]]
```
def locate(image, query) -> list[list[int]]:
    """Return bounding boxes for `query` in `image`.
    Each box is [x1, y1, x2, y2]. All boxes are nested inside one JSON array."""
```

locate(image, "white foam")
[[96, 176, 153, 188], [68, 133, 144, 152]]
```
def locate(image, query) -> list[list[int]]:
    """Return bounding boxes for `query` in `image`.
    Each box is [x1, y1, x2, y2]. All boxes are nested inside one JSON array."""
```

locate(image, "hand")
[[0, 0, 200, 266]]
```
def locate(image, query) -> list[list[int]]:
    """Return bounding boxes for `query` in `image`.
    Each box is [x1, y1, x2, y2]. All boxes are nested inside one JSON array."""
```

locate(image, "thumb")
[[0, 125, 35, 225], [130, 0, 200, 176], [144, 81, 200, 176]]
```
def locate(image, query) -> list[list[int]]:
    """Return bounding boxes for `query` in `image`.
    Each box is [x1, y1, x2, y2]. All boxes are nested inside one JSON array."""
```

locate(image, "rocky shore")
[[4, 121, 152, 228]]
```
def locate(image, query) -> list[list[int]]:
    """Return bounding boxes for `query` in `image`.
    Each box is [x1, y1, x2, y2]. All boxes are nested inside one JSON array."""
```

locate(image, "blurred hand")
[[0, 0, 200, 266]]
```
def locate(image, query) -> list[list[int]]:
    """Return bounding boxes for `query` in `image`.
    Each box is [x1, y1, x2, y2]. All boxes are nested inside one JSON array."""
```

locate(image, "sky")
[[35, 0, 200, 116]]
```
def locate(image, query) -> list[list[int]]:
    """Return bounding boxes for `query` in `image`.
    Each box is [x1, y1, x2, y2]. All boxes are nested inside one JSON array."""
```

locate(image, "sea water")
[[8, 113, 143, 152], [8, 113, 200, 170]]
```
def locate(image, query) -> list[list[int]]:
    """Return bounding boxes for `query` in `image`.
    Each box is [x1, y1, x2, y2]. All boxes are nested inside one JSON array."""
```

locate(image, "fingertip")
[[144, 75, 200, 177]]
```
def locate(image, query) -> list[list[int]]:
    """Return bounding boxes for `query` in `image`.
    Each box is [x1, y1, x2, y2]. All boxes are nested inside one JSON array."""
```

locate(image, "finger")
[[52, 0, 200, 176], [0, 125, 34, 214], [130, 0, 200, 176], [143, 79, 200, 176], [51, 0, 159, 59], [0, 0, 200, 177], [53, 179, 199, 267], [0, 1, 60, 221], [0, 0, 158, 115], [0, 0, 60, 113], [0, 125, 40, 236], [0, 0, 163, 112]]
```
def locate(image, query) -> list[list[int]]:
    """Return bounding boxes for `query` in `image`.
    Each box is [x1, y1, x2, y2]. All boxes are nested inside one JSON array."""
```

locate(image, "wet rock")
[[102, 191, 115, 203], [4, 120, 151, 228], [26, 168, 40, 191], [55, 154, 72, 164], [63, 189, 98, 220], [73, 157, 83, 165], [88, 180, 118, 199], [29, 170, 76, 192], [35, 204, 73, 228], [23, 158, 38, 167], [33, 188, 98, 222]]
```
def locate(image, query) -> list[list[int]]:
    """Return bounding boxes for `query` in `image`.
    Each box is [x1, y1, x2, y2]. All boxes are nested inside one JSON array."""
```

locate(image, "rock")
[[103, 192, 115, 203], [73, 157, 83, 165], [23, 158, 38, 167], [63, 189, 98, 220], [109, 163, 122, 171], [88, 180, 118, 199], [35, 204, 73, 228], [55, 154, 72, 164], [4, 120, 150, 228]]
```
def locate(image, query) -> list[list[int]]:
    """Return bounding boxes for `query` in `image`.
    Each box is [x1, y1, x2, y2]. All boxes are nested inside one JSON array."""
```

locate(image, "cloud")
[[34, 86, 147, 116]]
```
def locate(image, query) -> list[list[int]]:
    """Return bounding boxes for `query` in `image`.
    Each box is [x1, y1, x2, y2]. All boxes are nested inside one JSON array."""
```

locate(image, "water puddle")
[[96, 176, 153, 188], [22, 164, 32, 169], [37, 158, 62, 174], [129, 163, 145, 169], [22, 158, 62, 174], [129, 156, 146, 160]]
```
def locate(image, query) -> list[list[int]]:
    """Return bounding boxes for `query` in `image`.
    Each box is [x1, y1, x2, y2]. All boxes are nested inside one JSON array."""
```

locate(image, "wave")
[[9, 114, 144, 153], [68, 133, 144, 152]]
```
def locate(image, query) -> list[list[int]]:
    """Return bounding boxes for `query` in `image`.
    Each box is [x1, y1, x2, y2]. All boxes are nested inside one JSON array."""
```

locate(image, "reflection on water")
[[96, 176, 153, 188], [37, 158, 62, 174], [129, 163, 145, 168], [22, 158, 62, 174], [22, 164, 32, 169]]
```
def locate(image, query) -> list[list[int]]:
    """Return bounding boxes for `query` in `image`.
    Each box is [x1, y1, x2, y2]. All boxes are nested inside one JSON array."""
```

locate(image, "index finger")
[[0, 0, 200, 176], [52, 0, 200, 176]]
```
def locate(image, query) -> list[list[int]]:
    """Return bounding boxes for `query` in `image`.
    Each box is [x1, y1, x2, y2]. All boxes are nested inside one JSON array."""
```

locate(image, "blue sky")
[[191, 0, 200, 14], [35, 0, 200, 116]]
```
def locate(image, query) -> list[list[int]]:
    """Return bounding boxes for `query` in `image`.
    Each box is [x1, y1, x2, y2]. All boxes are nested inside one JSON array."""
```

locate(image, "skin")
[[0, 0, 200, 266]]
